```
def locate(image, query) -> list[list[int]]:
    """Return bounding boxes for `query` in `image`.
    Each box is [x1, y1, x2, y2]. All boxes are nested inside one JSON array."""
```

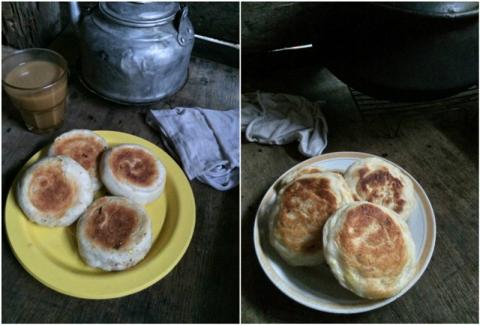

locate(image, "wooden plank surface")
[[2, 32, 239, 323], [241, 62, 479, 323], [2, 2, 66, 49]]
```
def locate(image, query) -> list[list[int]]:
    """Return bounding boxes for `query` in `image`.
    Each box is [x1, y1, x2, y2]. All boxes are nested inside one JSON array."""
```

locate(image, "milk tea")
[[4, 60, 67, 133]]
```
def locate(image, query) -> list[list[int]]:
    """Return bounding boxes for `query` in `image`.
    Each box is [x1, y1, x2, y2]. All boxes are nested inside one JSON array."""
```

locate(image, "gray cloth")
[[146, 107, 239, 191], [241, 91, 328, 157]]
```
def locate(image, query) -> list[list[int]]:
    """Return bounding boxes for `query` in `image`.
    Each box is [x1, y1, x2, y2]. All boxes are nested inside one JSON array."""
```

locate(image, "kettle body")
[[77, 2, 194, 104]]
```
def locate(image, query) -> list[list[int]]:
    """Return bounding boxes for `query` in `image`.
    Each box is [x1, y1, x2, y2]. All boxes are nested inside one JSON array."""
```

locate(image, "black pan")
[[312, 2, 479, 101]]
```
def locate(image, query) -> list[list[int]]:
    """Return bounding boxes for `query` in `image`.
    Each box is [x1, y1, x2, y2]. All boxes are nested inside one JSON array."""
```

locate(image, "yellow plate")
[[5, 130, 196, 299]]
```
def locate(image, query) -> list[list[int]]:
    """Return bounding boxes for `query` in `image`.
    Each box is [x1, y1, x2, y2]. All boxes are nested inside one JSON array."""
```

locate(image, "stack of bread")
[[17, 129, 166, 271], [269, 157, 417, 299]]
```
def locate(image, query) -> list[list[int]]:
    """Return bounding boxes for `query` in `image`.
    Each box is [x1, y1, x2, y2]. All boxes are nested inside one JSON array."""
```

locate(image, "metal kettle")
[[70, 2, 195, 104]]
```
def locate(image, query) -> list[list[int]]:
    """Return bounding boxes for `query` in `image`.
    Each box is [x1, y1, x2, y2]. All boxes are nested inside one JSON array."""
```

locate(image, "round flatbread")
[[100, 144, 166, 205], [344, 157, 416, 220], [76, 196, 152, 271], [323, 201, 416, 299], [49, 129, 108, 191], [278, 166, 324, 189], [270, 171, 355, 266], [16, 156, 94, 227]]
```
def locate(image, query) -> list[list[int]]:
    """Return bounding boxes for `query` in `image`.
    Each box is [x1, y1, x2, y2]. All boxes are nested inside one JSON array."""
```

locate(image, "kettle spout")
[[69, 2, 81, 32]]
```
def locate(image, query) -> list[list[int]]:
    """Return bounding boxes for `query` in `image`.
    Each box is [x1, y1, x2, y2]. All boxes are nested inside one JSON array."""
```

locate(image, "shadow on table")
[[432, 107, 479, 166]]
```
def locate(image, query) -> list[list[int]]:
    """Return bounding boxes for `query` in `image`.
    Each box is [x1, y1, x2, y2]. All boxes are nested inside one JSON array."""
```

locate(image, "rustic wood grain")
[[241, 62, 478, 323], [2, 2, 65, 49], [2, 31, 239, 323]]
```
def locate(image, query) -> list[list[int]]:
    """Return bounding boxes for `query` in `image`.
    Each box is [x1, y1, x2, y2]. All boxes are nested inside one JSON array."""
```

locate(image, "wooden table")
[[241, 56, 479, 323], [2, 42, 239, 322]]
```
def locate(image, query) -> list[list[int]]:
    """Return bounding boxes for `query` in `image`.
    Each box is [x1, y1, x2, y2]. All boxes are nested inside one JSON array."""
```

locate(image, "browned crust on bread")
[[28, 162, 76, 217], [109, 147, 158, 187], [85, 197, 139, 250], [337, 203, 407, 278], [276, 178, 337, 253], [52, 135, 105, 173], [295, 167, 323, 178], [357, 167, 406, 214]]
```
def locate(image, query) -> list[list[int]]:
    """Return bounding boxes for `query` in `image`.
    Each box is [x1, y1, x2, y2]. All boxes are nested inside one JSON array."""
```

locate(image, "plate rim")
[[253, 151, 436, 314], [5, 130, 196, 299]]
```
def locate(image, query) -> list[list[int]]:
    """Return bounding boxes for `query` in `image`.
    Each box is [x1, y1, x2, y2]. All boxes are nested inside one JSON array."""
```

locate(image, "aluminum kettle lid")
[[99, 2, 180, 26]]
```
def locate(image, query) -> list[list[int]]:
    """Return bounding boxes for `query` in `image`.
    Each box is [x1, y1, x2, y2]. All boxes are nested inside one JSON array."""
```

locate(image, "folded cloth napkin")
[[146, 107, 239, 191], [242, 91, 328, 157]]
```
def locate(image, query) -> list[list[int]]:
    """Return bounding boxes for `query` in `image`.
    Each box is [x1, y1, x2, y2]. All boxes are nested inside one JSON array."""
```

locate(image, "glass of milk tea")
[[2, 48, 68, 133]]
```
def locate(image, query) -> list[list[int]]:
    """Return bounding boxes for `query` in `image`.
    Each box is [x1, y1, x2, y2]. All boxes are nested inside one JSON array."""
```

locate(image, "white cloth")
[[146, 107, 239, 191], [241, 92, 328, 157]]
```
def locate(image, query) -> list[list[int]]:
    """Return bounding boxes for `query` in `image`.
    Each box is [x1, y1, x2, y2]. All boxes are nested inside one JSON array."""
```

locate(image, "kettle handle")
[[177, 5, 194, 46]]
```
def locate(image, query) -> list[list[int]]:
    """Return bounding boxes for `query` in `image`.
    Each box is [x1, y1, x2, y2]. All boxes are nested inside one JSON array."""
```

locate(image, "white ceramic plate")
[[253, 152, 436, 314]]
